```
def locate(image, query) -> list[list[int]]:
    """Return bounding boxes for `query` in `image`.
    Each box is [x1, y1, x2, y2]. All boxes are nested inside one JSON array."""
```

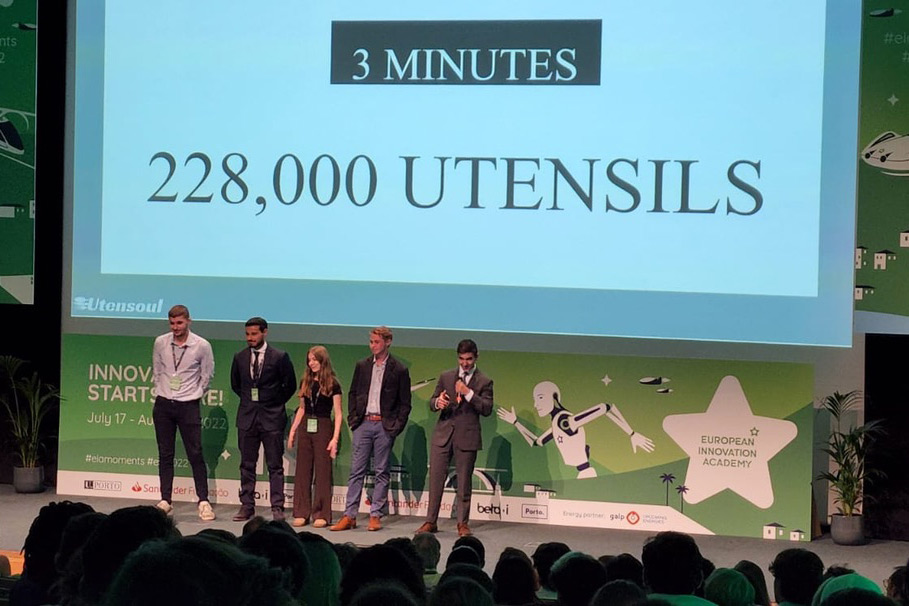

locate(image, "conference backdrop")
[[58, 334, 813, 540], [855, 5, 909, 331], [0, 0, 36, 304]]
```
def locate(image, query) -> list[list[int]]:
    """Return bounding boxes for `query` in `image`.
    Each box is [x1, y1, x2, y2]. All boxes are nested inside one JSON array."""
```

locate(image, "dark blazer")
[[230, 344, 297, 432], [429, 368, 494, 451], [347, 353, 411, 437]]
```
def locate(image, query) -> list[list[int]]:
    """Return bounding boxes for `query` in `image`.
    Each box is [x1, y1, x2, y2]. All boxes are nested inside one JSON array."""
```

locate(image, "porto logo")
[[521, 504, 548, 520], [84, 479, 122, 492], [331, 20, 601, 86]]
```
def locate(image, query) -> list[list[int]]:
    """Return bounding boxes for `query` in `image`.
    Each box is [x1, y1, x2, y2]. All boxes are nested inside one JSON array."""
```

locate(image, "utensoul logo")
[[74, 296, 164, 314]]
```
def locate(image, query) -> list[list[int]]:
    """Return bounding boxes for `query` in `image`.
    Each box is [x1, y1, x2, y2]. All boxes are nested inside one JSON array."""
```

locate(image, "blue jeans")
[[344, 420, 394, 518]]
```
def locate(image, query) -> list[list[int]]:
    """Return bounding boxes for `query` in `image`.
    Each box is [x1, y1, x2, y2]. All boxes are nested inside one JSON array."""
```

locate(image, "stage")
[[0, 485, 905, 592]]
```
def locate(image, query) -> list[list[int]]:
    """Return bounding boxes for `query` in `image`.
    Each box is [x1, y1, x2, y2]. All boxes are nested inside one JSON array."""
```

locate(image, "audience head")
[[237, 522, 309, 600], [446, 545, 480, 569], [194, 528, 238, 545], [532, 541, 571, 591], [549, 551, 609, 606], [813, 573, 883, 606], [340, 544, 425, 606], [22, 500, 94, 587], [102, 535, 296, 606], [79, 505, 179, 604], [438, 563, 495, 595], [452, 535, 485, 568], [297, 531, 342, 606], [886, 565, 907, 605], [429, 577, 494, 606], [823, 565, 856, 581], [769, 548, 824, 605], [349, 581, 422, 606], [604, 552, 645, 589], [333, 541, 361, 574], [704, 568, 755, 606], [735, 559, 771, 606], [822, 588, 896, 606], [241, 515, 267, 536], [641, 531, 704, 596], [385, 537, 425, 580], [493, 554, 539, 605], [55, 511, 107, 574], [412, 532, 442, 573], [590, 579, 647, 606]]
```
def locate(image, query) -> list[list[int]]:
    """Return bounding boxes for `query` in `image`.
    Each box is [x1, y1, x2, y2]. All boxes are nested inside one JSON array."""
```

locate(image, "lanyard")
[[171, 343, 188, 373]]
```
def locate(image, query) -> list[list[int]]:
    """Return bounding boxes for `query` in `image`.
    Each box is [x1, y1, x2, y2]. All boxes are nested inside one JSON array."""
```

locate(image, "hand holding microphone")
[[455, 378, 469, 405]]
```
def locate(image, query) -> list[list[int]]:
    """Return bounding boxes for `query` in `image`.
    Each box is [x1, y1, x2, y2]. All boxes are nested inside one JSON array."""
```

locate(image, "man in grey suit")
[[416, 339, 493, 537]]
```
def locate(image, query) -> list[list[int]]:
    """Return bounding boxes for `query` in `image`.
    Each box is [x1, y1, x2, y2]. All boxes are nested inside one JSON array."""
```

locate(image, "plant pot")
[[13, 465, 45, 493], [830, 513, 866, 545]]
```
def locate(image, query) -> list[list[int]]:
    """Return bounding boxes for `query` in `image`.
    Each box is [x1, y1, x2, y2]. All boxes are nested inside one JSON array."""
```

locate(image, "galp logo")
[[627, 511, 641, 525], [132, 483, 142, 492]]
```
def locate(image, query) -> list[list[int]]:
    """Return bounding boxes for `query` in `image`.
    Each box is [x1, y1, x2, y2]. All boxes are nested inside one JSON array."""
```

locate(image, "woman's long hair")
[[300, 345, 339, 397]]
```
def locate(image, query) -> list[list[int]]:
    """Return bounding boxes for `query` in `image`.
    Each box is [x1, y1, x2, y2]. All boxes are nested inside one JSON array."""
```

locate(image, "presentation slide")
[[68, 1, 860, 345]]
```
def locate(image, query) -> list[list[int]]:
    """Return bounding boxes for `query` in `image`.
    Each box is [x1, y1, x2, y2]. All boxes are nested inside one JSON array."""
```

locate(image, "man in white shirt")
[[152, 304, 216, 521]]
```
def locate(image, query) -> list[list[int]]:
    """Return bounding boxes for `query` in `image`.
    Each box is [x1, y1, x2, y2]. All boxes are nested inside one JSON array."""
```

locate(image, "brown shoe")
[[415, 522, 438, 534], [292, 517, 307, 527], [232, 507, 254, 522], [367, 515, 382, 531], [457, 522, 472, 537], [329, 515, 357, 531]]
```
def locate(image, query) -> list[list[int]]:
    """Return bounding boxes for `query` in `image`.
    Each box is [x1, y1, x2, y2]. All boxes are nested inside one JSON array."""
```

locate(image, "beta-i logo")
[[627, 511, 641, 525], [476, 502, 509, 516]]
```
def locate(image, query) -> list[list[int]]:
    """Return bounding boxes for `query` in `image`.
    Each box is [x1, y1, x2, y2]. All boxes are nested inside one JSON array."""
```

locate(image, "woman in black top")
[[288, 345, 343, 527]]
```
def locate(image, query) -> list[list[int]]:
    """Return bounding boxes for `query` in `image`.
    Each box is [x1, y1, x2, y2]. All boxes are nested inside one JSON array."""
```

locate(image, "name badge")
[[251, 388, 259, 402], [306, 418, 318, 433], [169, 375, 181, 391]]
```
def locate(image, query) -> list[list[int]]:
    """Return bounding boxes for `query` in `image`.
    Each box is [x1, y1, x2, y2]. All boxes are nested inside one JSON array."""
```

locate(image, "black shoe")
[[232, 507, 255, 522], [272, 507, 286, 522]]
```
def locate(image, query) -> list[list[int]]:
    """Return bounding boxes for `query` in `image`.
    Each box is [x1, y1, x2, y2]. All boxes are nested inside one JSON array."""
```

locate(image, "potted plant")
[[817, 390, 883, 545], [0, 355, 60, 493]]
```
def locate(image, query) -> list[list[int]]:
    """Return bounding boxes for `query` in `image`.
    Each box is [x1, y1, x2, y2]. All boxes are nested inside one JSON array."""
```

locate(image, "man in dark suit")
[[330, 326, 411, 532], [416, 339, 493, 537], [229, 317, 296, 521]]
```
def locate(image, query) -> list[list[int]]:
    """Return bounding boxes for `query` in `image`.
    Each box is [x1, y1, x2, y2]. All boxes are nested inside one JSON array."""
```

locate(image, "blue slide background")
[[69, 1, 860, 345]]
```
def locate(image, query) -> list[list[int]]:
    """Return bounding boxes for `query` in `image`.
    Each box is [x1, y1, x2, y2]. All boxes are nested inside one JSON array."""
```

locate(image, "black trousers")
[[238, 421, 285, 509], [153, 396, 209, 502]]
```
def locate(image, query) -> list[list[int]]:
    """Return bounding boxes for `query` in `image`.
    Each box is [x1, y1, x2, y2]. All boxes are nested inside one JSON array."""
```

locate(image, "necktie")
[[252, 350, 260, 379]]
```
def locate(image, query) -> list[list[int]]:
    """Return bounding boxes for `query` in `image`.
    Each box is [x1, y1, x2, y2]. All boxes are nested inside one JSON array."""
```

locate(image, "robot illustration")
[[497, 381, 654, 479]]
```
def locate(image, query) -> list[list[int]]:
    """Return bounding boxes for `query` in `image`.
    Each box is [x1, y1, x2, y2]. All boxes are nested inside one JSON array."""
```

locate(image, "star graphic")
[[888, 94, 899, 106], [662, 376, 797, 509], [601, 374, 612, 387]]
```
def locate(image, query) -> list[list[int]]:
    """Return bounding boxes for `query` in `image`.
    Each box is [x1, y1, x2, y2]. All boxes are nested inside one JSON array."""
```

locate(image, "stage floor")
[[0, 485, 905, 592]]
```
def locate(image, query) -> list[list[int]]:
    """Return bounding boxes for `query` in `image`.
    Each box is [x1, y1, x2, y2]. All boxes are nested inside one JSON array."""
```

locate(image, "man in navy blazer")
[[331, 326, 411, 532], [416, 339, 493, 537], [229, 317, 296, 521]]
